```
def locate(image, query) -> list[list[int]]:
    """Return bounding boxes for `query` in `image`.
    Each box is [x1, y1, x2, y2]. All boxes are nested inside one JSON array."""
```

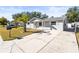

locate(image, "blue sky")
[[0, 6, 71, 21]]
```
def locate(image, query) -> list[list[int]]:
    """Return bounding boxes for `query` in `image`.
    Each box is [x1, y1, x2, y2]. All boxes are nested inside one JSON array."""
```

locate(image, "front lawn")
[[76, 32, 79, 46], [0, 27, 41, 41]]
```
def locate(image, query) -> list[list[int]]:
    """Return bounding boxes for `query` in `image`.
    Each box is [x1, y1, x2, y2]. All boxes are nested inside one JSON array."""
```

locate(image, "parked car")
[[6, 24, 16, 30], [10, 24, 16, 28], [6, 25, 12, 30]]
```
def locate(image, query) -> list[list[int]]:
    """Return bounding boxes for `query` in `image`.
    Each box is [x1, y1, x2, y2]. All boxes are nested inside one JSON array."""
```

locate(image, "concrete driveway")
[[0, 30, 78, 53]]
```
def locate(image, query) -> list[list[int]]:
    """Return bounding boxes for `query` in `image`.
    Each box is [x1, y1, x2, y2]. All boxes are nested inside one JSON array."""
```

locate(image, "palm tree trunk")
[[24, 22, 26, 32]]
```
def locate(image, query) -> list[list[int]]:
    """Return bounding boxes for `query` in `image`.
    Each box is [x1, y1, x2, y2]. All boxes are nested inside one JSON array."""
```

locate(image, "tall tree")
[[12, 13, 22, 20], [18, 11, 48, 19], [19, 13, 30, 32], [23, 11, 48, 19], [12, 13, 22, 28], [41, 14, 48, 19], [66, 7, 79, 23], [31, 11, 41, 18], [12, 13, 30, 32], [50, 16, 54, 18], [0, 17, 8, 27]]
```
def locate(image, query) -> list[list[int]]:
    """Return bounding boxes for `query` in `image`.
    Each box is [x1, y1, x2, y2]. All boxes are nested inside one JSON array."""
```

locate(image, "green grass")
[[0, 25, 5, 28], [0, 26, 41, 41], [76, 32, 79, 46]]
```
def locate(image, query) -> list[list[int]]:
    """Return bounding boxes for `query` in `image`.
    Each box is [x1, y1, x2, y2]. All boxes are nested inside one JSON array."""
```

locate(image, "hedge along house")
[[28, 17, 65, 30]]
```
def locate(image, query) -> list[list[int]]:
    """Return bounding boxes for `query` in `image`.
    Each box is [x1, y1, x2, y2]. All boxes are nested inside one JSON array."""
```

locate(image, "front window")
[[51, 21, 56, 25]]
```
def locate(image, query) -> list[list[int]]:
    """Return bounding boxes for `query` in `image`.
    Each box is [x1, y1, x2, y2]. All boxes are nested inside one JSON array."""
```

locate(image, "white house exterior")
[[28, 17, 65, 31]]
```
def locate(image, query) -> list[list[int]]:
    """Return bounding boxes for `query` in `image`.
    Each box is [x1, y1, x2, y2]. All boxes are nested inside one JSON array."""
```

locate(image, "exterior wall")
[[26, 23, 35, 28], [35, 21, 63, 30], [56, 22, 63, 30], [51, 22, 63, 30], [34, 22, 39, 28], [32, 20, 64, 31], [43, 21, 51, 27], [34, 21, 51, 27]]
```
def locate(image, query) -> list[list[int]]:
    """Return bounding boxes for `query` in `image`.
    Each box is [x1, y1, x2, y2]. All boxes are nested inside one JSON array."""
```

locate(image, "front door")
[[39, 22, 42, 26]]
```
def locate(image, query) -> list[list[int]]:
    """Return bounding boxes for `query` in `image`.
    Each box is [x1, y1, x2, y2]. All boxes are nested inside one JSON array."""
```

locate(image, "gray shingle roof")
[[44, 17, 64, 22], [29, 17, 65, 23]]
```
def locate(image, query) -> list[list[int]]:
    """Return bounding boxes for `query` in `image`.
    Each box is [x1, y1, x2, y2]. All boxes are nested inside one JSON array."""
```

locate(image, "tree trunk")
[[24, 23, 26, 32], [15, 22, 18, 28], [3, 25, 5, 27]]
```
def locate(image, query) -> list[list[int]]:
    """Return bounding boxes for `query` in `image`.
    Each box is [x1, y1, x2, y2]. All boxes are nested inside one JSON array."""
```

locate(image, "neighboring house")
[[28, 17, 65, 30], [74, 22, 79, 32]]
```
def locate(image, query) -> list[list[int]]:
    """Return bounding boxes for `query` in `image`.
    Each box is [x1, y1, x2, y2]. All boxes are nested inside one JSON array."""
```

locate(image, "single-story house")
[[28, 17, 65, 30]]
